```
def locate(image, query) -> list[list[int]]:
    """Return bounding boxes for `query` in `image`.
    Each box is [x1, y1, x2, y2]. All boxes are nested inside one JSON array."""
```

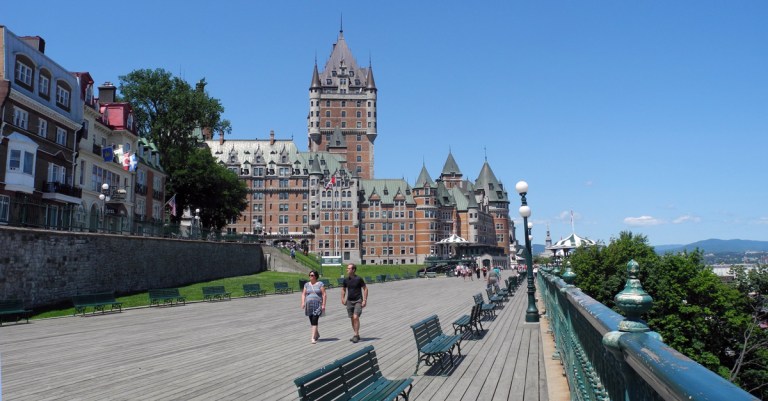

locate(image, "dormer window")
[[326, 79, 332, 85], [126, 113, 134, 131], [332, 70, 337, 77], [85, 84, 94, 104], [14, 58, 33, 87], [349, 71, 354, 77], [55, 82, 71, 110], [230, 155, 236, 163]]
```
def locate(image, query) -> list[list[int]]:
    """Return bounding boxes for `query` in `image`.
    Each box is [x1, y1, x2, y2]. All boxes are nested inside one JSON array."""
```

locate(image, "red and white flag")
[[166, 194, 177, 217], [325, 175, 336, 190]]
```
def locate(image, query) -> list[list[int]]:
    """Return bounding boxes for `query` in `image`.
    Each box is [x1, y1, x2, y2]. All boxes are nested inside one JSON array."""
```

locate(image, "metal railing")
[[537, 262, 756, 401]]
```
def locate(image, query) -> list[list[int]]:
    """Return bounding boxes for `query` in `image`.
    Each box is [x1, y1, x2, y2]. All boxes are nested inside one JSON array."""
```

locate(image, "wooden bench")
[[148, 288, 186, 307], [294, 345, 413, 401], [202, 286, 231, 301], [0, 300, 31, 325], [72, 292, 123, 316], [410, 315, 462, 375], [243, 283, 266, 297], [452, 304, 484, 339], [473, 293, 496, 318], [274, 282, 293, 294]]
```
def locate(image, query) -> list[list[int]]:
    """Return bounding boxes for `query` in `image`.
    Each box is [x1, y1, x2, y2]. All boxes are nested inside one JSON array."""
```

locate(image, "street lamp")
[[194, 208, 201, 239], [516, 180, 539, 323], [98, 183, 110, 232]]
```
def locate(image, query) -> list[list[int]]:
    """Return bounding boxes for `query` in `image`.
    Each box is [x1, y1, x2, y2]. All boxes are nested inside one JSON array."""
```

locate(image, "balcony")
[[135, 183, 148, 196], [152, 189, 164, 201], [92, 143, 102, 155], [42, 182, 82, 204]]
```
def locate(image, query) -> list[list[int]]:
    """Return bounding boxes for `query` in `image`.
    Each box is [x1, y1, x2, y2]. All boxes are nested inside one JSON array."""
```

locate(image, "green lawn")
[[32, 265, 425, 320]]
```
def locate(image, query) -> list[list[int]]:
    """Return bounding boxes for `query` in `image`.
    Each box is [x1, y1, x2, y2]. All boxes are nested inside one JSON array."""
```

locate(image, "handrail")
[[538, 263, 757, 401]]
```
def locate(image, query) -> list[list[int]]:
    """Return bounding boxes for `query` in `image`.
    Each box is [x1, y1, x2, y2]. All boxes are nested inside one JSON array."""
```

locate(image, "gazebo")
[[436, 234, 469, 258], [547, 232, 598, 263]]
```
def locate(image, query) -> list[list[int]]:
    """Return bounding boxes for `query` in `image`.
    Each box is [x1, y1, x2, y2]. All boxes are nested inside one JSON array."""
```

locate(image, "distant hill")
[[655, 239, 768, 254]]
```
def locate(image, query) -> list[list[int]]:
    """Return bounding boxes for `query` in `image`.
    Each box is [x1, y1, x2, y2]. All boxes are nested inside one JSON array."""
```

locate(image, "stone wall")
[[0, 226, 264, 308]]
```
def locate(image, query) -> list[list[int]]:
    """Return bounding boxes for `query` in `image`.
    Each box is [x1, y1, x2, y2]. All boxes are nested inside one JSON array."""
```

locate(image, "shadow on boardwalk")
[[0, 272, 548, 401]]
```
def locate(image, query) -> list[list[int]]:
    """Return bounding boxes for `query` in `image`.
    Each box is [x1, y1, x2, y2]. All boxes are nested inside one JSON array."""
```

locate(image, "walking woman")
[[301, 270, 327, 344]]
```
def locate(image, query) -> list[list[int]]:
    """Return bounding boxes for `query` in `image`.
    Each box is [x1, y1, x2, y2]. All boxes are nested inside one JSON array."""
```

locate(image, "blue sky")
[[5, 1, 767, 246]]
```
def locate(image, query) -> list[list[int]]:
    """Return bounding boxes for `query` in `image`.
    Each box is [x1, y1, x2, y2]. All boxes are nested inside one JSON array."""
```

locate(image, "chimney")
[[219, 129, 224, 145], [98, 82, 116, 104], [202, 127, 211, 140], [20, 36, 45, 53], [270, 130, 275, 145]]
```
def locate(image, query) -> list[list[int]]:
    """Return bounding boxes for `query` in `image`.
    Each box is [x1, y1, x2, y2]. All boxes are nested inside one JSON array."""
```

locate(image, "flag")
[[129, 153, 138, 172], [166, 194, 177, 217], [102, 147, 114, 162], [325, 175, 336, 190], [122, 152, 130, 171]]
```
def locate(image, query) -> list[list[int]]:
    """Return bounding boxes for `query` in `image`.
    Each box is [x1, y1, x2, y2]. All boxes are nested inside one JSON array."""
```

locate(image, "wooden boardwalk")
[[0, 272, 550, 400]]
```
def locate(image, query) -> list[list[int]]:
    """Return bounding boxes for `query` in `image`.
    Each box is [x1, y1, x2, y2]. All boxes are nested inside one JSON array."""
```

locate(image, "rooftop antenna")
[[570, 210, 575, 234], [484, 146, 487, 161]]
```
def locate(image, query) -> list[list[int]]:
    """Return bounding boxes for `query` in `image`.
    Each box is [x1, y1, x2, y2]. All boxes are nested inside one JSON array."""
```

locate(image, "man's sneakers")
[[350, 335, 360, 343]]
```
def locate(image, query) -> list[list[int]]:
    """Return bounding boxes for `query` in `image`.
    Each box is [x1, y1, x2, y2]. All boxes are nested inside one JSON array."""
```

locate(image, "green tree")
[[569, 232, 766, 398], [167, 148, 247, 230], [118, 69, 244, 224]]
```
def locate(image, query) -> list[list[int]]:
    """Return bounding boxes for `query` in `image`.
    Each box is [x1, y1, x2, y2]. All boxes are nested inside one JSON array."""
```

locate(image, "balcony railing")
[[43, 182, 82, 198], [538, 262, 755, 401], [152, 189, 164, 201], [92, 143, 102, 155], [135, 183, 148, 196]]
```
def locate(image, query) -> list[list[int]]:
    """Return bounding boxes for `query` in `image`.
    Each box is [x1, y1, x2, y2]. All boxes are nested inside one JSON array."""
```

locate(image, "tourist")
[[300, 270, 326, 344], [341, 264, 368, 343]]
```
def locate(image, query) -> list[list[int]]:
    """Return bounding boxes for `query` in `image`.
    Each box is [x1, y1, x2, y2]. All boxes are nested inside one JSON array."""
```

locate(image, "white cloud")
[[672, 215, 701, 224], [624, 216, 664, 226]]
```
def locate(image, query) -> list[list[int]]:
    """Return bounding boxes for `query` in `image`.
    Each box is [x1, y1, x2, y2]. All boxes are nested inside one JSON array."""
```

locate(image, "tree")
[[729, 264, 768, 398], [167, 148, 247, 230], [118, 69, 244, 224], [570, 232, 767, 399]]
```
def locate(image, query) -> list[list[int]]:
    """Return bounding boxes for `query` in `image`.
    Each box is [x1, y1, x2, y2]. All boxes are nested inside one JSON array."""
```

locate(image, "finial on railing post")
[[562, 261, 576, 287], [614, 259, 653, 333]]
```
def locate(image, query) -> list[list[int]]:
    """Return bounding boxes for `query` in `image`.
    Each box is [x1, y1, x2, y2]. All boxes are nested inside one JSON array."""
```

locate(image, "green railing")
[[538, 261, 756, 401]]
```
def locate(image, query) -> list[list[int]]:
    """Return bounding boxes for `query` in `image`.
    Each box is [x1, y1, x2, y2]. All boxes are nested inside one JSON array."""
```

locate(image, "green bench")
[[202, 286, 231, 301], [318, 279, 333, 289], [473, 293, 496, 318], [72, 292, 123, 316], [452, 304, 484, 339], [485, 288, 505, 308], [364, 276, 373, 283], [337, 277, 346, 287], [0, 300, 31, 325], [410, 315, 462, 375], [294, 345, 413, 401], [148, 288, 186, 307], [243, 283, 266, 297], [274, 282, 293, 294]]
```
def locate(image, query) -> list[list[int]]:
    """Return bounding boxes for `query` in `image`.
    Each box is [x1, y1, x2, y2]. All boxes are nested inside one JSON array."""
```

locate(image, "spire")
[[415, 164, 434, 188], [310, 61, 321, 89], [340, 14, 343, 34], [441, 151, 462, 176], [366, 64, 377, 91]]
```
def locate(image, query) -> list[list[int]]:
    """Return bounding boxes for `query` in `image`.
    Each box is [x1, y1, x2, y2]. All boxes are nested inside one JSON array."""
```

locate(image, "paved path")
[[0, 272, 550, 400]]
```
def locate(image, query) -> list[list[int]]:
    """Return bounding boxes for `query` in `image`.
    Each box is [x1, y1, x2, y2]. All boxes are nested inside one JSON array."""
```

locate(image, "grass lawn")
[[31, 265, 425, 320]]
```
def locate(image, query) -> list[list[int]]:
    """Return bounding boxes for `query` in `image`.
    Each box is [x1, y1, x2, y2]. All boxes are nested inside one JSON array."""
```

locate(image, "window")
[[38, 73, 50, 97], [325, 110, 331, 117], [0, 195, 9, 223], [325, 100, 331, 107], [56, 127, 67, 145], [341, 122, 346, 128], [341, 111, 346, 117], [56, 83, 71, 109], [9, 149, 35, 174], [13, 107, 28, 129], [15, 60, 33, 86], [48, 163, 66, 184], [356, 156, 362, 162], [38, 118, 48, 137], [356, 144, 362, 151], [356, 121, 362, 128]]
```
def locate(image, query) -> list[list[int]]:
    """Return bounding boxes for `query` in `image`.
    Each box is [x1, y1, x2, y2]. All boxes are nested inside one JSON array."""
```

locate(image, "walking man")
[[341, 264, 368, 343]]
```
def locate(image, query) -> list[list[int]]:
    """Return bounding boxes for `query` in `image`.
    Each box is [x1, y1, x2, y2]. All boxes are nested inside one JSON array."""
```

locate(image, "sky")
[[5, 1, 767, 246]]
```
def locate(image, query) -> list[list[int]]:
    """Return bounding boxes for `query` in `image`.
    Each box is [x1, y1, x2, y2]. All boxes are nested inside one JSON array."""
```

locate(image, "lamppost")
[[516, 180, 539, 323], [194, 208, 201, 239], [98, 183, 110, 232]]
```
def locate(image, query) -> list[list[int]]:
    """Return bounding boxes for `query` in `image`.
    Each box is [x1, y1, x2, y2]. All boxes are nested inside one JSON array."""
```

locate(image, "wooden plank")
[[0, 272, 555, 400]]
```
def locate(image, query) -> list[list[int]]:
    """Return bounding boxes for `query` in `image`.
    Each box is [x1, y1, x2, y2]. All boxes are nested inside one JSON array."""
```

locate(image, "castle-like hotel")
[[203, 30, 516, 266]]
